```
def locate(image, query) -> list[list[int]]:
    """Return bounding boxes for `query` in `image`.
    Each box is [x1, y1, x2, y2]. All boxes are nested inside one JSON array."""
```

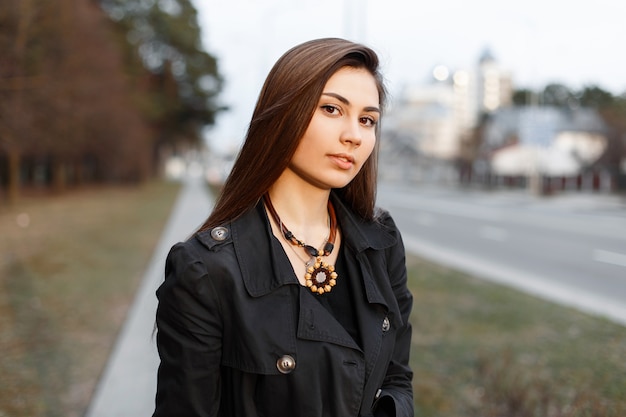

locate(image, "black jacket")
[[153, 194, 414, 417]]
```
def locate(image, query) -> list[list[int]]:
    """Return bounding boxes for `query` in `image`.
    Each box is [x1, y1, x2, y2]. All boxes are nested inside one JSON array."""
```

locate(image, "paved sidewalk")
[[85, 175, 214, 417]]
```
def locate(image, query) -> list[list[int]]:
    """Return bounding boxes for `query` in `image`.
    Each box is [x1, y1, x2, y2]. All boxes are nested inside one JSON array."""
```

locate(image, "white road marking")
[[593, 249, 626, 268], [479, 226, 509, 242], [402, 235, 626, 327], [389, 198, 502, 221]]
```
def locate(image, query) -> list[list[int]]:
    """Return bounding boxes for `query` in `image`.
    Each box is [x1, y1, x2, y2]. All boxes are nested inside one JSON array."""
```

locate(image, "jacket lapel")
[[232, 201, 298, 297], [331, 194, 405, 381], [296, 289, 360, 350]]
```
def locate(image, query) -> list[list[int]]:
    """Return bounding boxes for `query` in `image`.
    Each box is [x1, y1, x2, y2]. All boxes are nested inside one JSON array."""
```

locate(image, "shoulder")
[[372, 206, 404, 245], [373, 206, 399, 230], [331, 197, 402, 253], [163, 225, 239, 286], [166, 230, 230, 268], [372, 207, 407, 265], [162, 239, 212, 296]]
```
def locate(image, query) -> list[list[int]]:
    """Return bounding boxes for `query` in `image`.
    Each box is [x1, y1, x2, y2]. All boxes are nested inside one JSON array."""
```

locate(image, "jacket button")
[[276, 355, 296, 374], [382, 316, 390, 332], [210, 226, 229, 241]]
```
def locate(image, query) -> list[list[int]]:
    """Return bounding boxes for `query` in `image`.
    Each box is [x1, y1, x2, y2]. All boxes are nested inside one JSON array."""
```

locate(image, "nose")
[[340, 118, 362, 147]]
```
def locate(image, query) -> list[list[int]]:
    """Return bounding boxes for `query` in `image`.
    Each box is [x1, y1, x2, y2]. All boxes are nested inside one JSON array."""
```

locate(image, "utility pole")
[[343, 0, 368, 43]]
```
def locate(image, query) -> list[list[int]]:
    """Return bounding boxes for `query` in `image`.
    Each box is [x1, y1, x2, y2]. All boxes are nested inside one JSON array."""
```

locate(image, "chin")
[[328, 177, 356, 190], [309, 172, 358, 190]]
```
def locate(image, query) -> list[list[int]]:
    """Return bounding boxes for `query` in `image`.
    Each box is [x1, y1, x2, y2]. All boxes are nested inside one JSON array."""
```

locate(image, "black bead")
[[323, 242, 334, 255], [304, 245, 319, 257]]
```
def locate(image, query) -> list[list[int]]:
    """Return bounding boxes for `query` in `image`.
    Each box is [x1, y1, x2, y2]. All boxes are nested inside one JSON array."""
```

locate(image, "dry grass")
[[407, 256, 626, 417], [0, 181, 180, 417]]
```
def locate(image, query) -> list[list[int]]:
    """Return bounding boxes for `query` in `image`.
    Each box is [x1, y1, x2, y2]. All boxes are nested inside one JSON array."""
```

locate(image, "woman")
[[153, 38, 414, 417]]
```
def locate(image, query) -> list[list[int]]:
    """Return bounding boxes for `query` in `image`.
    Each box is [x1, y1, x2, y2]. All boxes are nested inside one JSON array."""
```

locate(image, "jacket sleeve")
[[153, 241, 223, 417], [374, 211, 414, 417]]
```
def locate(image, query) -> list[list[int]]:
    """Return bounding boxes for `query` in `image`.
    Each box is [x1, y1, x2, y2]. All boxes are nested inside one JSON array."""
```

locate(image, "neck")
[[266, 183, 331, 245], [267, 182, 331, 227]]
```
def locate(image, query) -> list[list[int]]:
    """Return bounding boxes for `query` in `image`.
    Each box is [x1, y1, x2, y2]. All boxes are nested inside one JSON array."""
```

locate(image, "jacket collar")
[[197, 192, 397, 299], [330, 192, 397, 253]]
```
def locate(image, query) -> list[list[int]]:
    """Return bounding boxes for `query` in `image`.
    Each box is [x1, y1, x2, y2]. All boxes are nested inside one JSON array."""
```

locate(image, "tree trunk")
[[52, 158, 66, 193], [7, 149, 20, 205]]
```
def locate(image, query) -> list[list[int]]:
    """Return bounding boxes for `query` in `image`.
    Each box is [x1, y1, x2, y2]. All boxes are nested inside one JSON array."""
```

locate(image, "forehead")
[[323, 67, 379, 105]]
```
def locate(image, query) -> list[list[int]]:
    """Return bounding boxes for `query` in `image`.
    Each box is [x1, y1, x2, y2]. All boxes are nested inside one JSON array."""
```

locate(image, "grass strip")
[[407, 256, 626, 416], [0, 181, 180, 417]]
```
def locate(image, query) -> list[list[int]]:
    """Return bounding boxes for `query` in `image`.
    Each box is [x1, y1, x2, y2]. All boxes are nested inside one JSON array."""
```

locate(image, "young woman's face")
[[287, 66, 380, 190]]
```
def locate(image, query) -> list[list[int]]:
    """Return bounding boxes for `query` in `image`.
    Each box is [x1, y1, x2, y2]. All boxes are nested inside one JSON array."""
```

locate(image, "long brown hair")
[[199, 38, 387, 231]]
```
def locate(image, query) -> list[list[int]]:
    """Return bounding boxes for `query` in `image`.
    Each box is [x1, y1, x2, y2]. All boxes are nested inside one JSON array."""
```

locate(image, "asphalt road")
[[377, 182, 626, 326]]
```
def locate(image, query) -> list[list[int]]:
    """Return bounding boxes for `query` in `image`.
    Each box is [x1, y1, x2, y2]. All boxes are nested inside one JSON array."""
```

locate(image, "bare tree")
[[0, 0, 223, 203]]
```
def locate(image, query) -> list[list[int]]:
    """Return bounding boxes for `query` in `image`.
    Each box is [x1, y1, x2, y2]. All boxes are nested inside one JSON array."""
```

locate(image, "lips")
[[329, 154, 354, 170]]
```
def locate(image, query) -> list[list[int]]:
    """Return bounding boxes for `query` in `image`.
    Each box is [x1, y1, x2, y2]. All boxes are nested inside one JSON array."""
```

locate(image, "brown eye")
[[321, 105, 340, 115], [360, 116, 377, 127]]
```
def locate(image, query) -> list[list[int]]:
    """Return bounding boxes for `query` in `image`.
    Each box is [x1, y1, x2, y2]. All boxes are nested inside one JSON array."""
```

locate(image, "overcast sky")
[[192, 0, 625, 151]]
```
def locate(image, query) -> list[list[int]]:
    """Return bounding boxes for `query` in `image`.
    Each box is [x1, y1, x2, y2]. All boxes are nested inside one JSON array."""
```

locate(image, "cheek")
[[297, 120, 327, 151], [353, 135, 376, 172], [361, 133, 377, 159], [293, 128, 319, 157]]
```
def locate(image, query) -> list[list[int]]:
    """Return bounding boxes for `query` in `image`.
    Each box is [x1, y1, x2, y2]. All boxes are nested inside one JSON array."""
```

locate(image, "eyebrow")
[[322, 92, 381, 114]]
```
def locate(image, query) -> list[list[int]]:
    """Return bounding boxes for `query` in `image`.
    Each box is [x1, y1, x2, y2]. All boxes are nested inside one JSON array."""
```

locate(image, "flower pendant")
[[305, 256, 338, 295]]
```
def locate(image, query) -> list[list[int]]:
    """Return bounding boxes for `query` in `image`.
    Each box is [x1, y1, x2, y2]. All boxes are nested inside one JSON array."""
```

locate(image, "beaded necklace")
[[263, 194, 338, 295]]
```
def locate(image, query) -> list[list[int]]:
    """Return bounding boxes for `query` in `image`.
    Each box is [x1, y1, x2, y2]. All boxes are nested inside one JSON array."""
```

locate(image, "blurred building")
[[482, 106, 609, 181], [386, 49, 513, 159], [476, 49, 513, 114], [379, 48, 618, 192], [381, 50, 513, 181], [387, 81, 458, 160]]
